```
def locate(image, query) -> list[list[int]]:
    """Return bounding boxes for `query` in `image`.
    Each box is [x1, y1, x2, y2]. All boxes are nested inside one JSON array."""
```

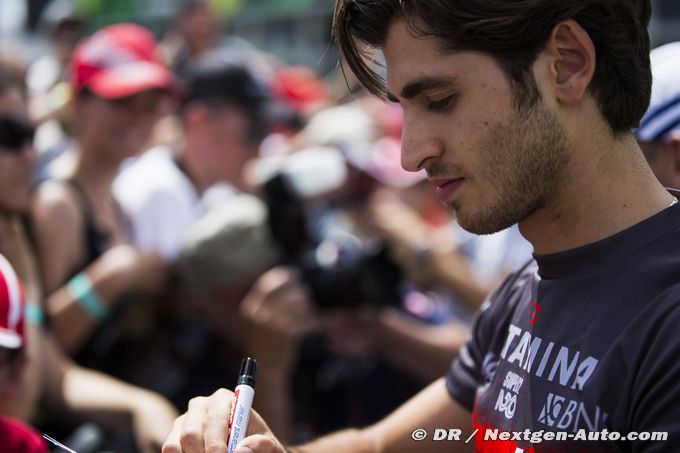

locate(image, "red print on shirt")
[[530, 301, 541, 325]]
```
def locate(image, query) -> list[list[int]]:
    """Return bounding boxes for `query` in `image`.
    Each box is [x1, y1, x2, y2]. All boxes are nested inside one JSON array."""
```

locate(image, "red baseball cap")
[[271, 66, 329, 115], [0, 254, 25, 350], [70, 23, 175, 99]]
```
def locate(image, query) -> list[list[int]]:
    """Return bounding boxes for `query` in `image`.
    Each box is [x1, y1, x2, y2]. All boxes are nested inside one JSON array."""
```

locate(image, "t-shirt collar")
[[533, 189, 680, 279]]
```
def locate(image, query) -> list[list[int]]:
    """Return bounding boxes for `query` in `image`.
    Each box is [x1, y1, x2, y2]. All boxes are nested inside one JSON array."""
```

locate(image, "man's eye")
[[426, 95, 455, 112]]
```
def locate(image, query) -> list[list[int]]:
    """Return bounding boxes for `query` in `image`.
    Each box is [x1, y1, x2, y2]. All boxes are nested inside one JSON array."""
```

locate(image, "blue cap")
[[636, 42, 680, 142]]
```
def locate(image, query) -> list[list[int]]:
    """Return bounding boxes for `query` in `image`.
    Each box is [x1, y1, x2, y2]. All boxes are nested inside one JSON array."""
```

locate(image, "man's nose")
[[400, 118, 444, 173]]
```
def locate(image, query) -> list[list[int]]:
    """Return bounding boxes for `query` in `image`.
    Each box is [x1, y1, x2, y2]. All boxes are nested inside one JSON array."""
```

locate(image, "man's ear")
[[667, 131, 680, 189], [542, 19, 596, 105]]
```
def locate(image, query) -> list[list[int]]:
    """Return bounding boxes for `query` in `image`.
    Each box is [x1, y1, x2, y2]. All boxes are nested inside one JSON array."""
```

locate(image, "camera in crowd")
[[262, 150, 403, 311]]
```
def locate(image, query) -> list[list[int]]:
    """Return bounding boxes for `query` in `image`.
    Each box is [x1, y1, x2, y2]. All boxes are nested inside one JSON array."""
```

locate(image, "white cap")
[[636, 42, 680, 142]]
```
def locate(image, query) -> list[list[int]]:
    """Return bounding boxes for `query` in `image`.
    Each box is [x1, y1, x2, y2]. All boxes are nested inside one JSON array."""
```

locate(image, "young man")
[[163, 1, 680, 452], [113, 57, 272, 260]]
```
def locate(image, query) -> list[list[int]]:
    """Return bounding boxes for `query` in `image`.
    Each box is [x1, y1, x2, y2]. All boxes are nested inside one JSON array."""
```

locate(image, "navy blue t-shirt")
[[447, 202, 680, 452]]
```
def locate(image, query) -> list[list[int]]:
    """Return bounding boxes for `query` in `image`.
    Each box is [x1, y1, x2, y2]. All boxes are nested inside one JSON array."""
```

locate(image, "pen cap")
[[237, 357, 258, 387]]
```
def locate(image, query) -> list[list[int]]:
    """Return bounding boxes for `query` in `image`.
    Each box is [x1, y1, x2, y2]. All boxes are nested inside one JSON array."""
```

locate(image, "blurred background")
[[0, 1, 677, 452], [0, 0, 338, 72], [1, 0, 678, 82]]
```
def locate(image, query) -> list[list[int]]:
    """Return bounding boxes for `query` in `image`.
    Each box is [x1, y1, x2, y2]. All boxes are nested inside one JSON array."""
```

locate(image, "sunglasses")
[[0, 116, 35, 154]]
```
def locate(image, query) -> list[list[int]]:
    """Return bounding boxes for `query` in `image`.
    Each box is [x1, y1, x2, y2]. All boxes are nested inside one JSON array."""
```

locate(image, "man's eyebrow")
[[397, 77, 457, 101]]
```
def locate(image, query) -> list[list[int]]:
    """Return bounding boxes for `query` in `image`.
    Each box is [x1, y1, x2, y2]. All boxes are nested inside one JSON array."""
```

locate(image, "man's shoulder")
[[642, 281, 680, 329], [466, 259, 538, 351], [482, 259, 537, 312], [114, 147, 194, 207], [117, 147, 178, 180]]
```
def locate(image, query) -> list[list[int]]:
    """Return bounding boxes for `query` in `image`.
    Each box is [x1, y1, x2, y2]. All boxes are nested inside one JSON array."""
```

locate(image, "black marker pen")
[[227, 357, 258, 453]]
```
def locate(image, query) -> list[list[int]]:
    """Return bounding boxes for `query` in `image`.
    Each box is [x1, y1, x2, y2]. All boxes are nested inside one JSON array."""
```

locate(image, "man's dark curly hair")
[[333, 0, 652, 134]]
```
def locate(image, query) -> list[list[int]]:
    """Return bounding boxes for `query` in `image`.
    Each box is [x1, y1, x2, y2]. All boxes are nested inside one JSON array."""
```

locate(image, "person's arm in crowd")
[[376, 313, 468, 383], [239, 267, 319, 443], [369, 194, 488, 312], [423, 249, 490, 311], [0, 214, 46, 420], [42, 244, 167, 352], [163, 377, 473, 453], [30, 182, 87, 293], [0, 212, 178, 452], [30, 182, 168, 353], [323, 308, 468, 384], [0, 321, 45, 421], [41, 337, 178, 453]]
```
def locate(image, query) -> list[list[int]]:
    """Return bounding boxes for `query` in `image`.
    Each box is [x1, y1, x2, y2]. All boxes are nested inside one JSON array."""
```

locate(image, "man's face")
[[383, 21, 570, 234], [205, 105, 258, 183], [77, 90, 166, 160]]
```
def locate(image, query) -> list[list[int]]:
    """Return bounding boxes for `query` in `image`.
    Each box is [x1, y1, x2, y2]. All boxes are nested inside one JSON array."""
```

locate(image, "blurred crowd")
[[12, 0, 680, 451]]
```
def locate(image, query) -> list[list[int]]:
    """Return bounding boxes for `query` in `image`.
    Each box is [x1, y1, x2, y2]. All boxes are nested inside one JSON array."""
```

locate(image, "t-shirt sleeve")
[[126, 189, 188, 260], [445, 297, 492, 411], [446, 262, 532, 411], [628, 292, 680, 452]]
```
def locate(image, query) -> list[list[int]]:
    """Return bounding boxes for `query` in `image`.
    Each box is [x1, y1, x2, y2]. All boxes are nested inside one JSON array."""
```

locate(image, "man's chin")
[[455, 207, 515, 236]]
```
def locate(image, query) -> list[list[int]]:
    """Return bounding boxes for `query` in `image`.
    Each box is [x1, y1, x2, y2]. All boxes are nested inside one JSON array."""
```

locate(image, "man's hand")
[[162, 388, 287, 453]]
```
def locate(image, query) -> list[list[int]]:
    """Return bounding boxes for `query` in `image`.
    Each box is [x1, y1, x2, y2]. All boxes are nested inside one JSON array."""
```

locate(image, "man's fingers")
[[203, 388, 234, 453], [161, 390, 235, 453], [179, 396, 210, 453], [162, 414, 186, 453], [235, 434, 283, 453]]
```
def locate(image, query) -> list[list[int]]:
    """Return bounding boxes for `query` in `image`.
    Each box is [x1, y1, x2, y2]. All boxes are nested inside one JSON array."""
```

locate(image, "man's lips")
[[430, 177, 465, 203]]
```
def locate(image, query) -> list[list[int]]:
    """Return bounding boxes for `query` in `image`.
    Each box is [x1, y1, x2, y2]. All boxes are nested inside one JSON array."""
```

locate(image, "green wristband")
[[67, 273, 108, 322], [25, 301, 45, 327]]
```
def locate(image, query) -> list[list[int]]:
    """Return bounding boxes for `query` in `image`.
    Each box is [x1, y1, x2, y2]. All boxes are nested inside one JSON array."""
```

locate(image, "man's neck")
[[180, 143, 246, 194], [177, 150, 212, 194], [519, 135, 675, 255]]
